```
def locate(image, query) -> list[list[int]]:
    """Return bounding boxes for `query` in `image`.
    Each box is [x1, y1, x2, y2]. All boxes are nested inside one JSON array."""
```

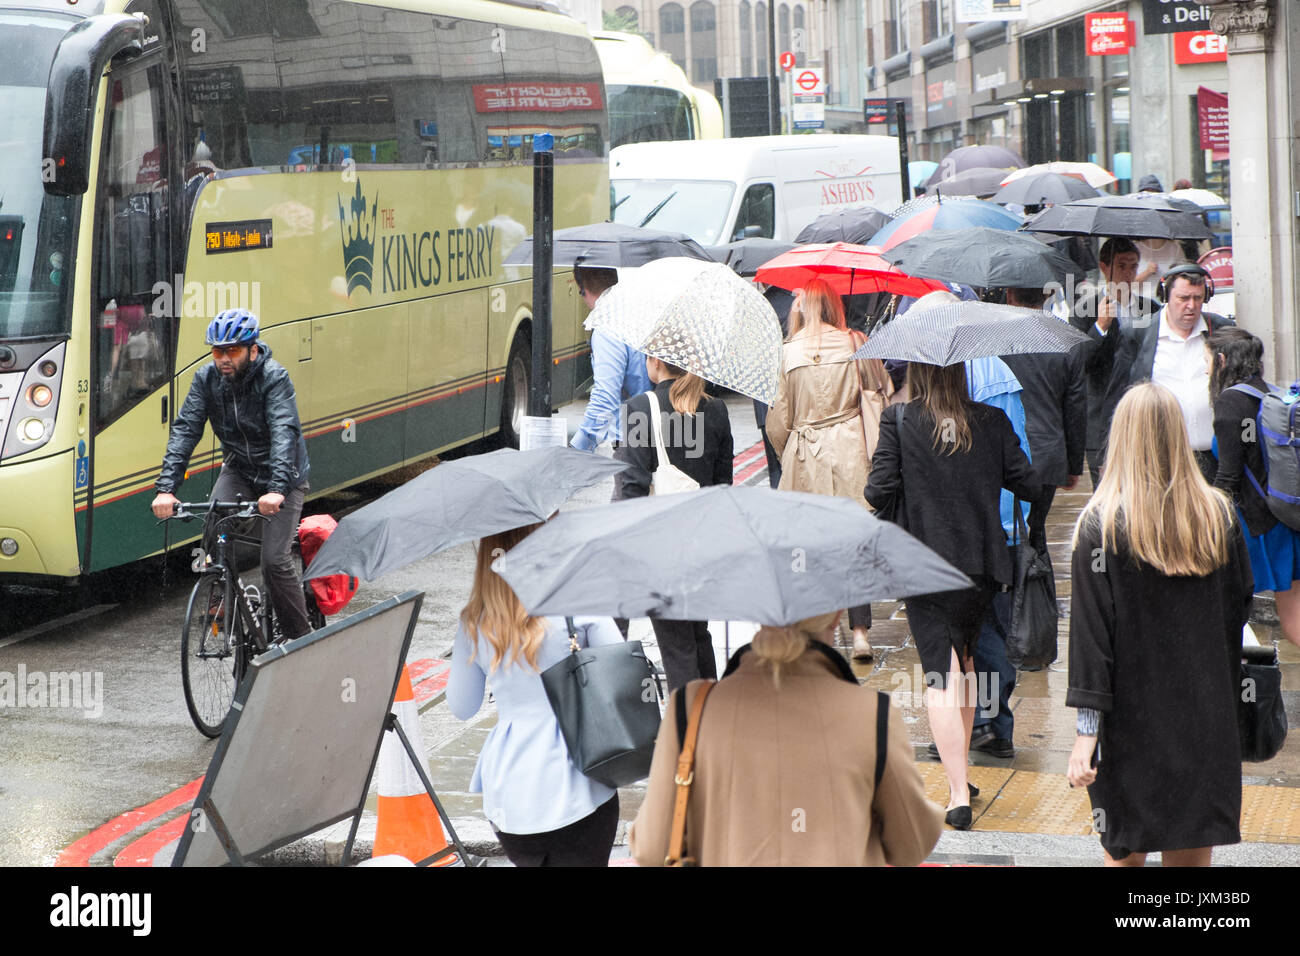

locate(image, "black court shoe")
[[945, 805, 973, 830]]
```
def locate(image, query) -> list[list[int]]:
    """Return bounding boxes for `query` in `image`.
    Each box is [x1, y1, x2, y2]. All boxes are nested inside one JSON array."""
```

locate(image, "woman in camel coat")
[[766, 279, 894, 658], [628, 612, 943, 867]]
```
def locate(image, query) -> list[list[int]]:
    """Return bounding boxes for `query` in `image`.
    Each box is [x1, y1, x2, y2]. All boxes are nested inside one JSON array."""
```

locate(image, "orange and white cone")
[[372, 664, 458, 866]]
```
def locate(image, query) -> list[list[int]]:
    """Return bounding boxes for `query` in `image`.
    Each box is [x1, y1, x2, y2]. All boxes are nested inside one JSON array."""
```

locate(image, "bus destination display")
[[205, 220, 273, 254]]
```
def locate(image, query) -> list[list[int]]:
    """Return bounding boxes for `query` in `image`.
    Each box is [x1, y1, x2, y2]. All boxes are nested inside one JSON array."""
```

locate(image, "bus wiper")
[[611, 194, 630, 213], [637, 190, 677, 228]]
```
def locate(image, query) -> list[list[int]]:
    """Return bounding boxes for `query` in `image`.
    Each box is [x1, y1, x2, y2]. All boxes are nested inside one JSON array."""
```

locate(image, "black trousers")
[[848, 605, 872, 630], [652, 618, 718, 694], [753, 398, 782, 489], [495, 795, 619, 867]]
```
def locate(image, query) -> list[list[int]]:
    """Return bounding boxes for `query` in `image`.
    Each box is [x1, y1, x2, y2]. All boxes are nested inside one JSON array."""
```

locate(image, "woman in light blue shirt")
[[447, 523, 624, 866]]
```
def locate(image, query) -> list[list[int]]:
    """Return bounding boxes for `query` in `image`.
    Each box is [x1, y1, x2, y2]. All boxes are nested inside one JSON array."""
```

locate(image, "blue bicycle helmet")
[[205, 308, 259, 346]]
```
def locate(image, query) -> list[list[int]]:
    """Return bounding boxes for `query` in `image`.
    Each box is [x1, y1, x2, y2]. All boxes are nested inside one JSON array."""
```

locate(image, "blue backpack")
[[1228, 382, 1300, 531]]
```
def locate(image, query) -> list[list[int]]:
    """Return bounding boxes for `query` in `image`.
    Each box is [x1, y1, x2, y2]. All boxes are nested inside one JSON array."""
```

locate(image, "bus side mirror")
[[43, 14, 144, 197]]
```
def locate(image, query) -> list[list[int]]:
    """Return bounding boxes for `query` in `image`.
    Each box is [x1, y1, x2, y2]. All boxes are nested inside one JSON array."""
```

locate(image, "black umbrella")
[[794, 207, 891, 244], [303, 448, 630, 582], [921, 145, 1026, 188], [494, 487, 971, 626], [881, 228, 1081, 289], [991, 172, 1100, 207], [925, 166, 1017, 199], [705, 237, 799, 277], [852, 301, 1089, 367], [503, 222, 715, 268], [1021, 194, 1211, 241]]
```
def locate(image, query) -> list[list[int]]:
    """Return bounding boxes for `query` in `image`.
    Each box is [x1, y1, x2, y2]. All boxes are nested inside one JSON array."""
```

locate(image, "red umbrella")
[[754, 242, 949, 298]]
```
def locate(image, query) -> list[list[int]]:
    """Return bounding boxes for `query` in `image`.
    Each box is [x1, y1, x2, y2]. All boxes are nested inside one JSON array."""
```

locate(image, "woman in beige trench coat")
[[766, 278, 894, 660], [628, 612, 943, 867]]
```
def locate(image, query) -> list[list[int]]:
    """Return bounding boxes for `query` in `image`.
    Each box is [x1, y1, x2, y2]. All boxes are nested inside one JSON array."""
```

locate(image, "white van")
[[609, 134, 903, 245]]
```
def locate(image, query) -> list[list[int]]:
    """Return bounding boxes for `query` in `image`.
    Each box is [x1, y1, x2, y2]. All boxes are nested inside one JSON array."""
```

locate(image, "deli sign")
[[1174, 30, 1227, 64], [1086, 12, 1134, 56]]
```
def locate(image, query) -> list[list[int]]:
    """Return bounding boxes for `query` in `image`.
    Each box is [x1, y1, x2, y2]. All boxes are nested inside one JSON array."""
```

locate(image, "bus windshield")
[[607, 85, 695, 148], [0, 12, 78, 341], [611, 179, 735, 245]]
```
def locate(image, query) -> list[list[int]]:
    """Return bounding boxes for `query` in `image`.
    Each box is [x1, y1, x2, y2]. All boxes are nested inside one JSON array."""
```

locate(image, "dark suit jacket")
[[1097, 307, 1234, 461], [865, 402, 1041, 588], [1002, 350, 1087, 486], [1069, 289, 1159, 452]]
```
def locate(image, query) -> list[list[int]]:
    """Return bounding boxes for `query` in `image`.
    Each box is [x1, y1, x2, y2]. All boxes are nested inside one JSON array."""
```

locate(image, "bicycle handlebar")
[[164, 499, 264, 523]]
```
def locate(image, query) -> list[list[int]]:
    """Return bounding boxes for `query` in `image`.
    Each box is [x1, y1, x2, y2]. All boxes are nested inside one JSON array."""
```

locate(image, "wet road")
[[0, 421, 535, 866]]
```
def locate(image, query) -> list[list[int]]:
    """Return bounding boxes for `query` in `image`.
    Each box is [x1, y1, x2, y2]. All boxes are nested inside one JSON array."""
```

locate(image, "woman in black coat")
[[617, 356, 733, 693], [865, 360, 1040, 830], [1067, 383, 1253, 866], [1207, 328, 1300, 649]]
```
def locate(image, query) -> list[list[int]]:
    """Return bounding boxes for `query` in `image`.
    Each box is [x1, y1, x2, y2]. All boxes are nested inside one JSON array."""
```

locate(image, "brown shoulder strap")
[[665, 680, 716, 867]]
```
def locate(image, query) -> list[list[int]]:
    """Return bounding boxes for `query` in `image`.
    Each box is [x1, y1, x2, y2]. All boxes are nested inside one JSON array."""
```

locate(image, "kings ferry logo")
[[338, 179, 378, 294]]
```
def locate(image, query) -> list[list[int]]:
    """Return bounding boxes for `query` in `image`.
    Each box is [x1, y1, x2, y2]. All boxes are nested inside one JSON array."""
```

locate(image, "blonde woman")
[[1067, 383, 1253, 867], [865, 360, 1040, 829], [628, 613, 943, 866], [767, 278, 893, 660], [447, 524, 625, 866], [617, 355, 733, 693]]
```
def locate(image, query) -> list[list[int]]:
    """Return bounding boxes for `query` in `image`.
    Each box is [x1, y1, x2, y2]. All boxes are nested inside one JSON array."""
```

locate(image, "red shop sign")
[[1086, 12, 1134, 56], [1198, 85, 1230, 153], [1174, 30, 1227, 64]]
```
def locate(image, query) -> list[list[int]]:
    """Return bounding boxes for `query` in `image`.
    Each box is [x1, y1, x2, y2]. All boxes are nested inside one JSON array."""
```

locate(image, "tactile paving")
[[1239, 785, 1300, 844]]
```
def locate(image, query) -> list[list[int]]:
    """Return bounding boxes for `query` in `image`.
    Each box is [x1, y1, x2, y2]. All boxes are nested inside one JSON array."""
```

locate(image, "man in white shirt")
[[1102, 263, 1232, 482]]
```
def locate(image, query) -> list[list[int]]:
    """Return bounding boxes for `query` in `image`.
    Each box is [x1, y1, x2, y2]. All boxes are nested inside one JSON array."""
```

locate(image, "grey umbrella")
[[503, 222, 715, 268], [921, 145, 1026, 188], [494, 486, 972, 626], [705, 237, 800, 277], [303, 447, 630, 581], [991, 172, 1100, 207], [924, 166, 1017, 199], [881, 227, 1081, 289], [794, 207, 891, 244], [1020, 194, 1211, 240], [852, 301, 1089, 367]]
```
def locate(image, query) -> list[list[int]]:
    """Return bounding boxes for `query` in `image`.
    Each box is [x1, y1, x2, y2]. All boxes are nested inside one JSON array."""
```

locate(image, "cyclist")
[[150, 309, 314, 640]]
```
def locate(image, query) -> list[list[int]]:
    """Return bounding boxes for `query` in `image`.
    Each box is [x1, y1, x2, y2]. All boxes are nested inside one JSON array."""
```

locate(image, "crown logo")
[[338, 180, 378, 295]]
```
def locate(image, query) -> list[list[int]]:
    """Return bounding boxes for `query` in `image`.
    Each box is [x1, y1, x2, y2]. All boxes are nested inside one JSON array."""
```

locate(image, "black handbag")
[[541, 618, 663, 788], [1239, 643, 1288, 762], [1007, 500, 1058, 670]]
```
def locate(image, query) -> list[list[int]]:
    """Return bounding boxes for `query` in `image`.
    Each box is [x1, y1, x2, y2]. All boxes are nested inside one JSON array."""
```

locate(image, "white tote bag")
[[648, 392, 700, 495]]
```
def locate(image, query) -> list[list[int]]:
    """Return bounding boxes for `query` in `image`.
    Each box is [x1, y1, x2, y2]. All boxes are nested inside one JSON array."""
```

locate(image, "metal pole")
[[529, 132, 554, 419], [768, 2, 778, 134], [896, 100, 911, 199]]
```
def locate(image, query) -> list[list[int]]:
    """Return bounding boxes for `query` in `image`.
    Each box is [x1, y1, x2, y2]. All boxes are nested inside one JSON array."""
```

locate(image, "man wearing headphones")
[[1100, 263, 1232, 482]]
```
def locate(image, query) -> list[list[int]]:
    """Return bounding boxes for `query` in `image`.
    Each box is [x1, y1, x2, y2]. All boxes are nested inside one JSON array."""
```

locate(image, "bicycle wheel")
[[181, 574, 244, 738]]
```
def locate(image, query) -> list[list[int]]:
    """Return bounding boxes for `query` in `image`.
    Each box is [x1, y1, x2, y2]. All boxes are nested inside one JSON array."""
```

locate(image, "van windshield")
[[610, 179, 735, 245], [0, 12, 77, 341]]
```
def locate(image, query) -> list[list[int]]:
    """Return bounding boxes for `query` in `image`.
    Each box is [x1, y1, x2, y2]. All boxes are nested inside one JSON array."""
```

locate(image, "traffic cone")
[[372, 664, 458, 866]]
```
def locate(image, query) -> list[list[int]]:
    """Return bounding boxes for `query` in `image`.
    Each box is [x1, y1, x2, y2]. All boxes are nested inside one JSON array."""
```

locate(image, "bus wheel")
[[501, 332, 530, 448]]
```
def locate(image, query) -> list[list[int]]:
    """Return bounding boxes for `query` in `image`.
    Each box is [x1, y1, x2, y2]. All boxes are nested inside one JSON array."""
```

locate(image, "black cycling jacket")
[[156, 342, 310, 496]]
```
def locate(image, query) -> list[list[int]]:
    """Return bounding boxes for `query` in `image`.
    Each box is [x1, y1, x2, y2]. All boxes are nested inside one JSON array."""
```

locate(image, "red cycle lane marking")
[[115, 814, 189, 867], [734, 455, 769, 484], [732, 441, 764, 470], [56, 776, 203, 867]]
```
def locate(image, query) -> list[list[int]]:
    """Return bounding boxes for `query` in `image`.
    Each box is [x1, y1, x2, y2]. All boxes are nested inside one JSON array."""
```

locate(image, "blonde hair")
[[460, 524, 548, 672], [787, 277, 847, 354], [906, 361, 974, 454], [749, 611, 838, 688], [1073, 383, 1233, 576], [658, 359, 708, 415]]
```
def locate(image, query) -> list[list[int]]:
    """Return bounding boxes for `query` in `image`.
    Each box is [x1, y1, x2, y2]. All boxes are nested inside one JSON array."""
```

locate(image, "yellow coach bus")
[[594, 31, 722, 148], [0, 0, 607, 581]]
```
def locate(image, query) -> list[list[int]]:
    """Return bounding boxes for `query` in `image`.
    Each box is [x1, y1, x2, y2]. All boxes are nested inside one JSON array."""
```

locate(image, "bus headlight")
[[27, 384, 52, 407], [38, 360, 57, 378], [19, 418, 46, 442], [0, 539, 17, 557]]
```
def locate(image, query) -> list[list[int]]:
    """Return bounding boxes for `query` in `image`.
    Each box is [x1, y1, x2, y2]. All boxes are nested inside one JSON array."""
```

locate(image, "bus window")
[[95, 64, 173, 429], [733, 183, 775, 240], [356, 6, 452, 168], [495, 26, 606, 163]]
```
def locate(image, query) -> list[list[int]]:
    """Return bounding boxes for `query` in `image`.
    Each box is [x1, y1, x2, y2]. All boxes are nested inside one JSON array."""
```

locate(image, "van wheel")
[[500, 333, 531, 448]]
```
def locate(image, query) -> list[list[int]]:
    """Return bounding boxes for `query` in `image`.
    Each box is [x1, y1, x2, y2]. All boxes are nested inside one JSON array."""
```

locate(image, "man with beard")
[[151, 309, 314, 640]]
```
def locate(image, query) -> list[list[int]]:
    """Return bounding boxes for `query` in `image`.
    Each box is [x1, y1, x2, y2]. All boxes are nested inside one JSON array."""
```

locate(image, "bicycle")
[[166, 499, 326, 738]]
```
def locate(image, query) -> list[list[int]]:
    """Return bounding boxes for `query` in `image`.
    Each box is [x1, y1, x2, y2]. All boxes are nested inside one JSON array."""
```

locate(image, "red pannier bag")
[[297, 514, 358, 616]]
